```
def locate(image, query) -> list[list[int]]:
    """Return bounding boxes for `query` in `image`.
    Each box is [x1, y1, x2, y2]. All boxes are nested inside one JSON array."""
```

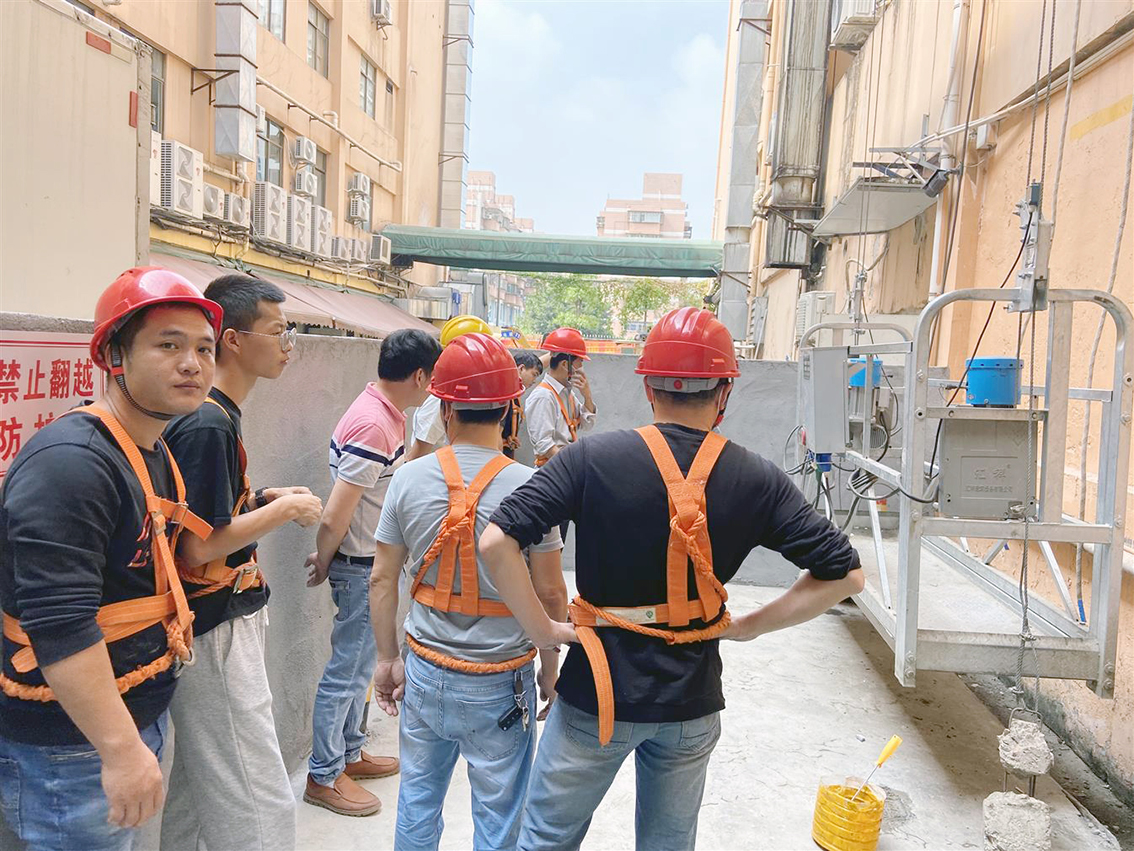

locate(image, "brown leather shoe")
[[303, 773, 382, 817], [344, 751, 400, 780]]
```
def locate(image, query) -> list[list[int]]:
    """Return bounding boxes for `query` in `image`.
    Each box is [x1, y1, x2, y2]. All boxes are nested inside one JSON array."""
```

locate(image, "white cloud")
[[473, 0, 562, 86]]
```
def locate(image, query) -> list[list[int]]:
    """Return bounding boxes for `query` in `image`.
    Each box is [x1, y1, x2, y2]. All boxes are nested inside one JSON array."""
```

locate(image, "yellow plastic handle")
[[876, 735, 902, 767]]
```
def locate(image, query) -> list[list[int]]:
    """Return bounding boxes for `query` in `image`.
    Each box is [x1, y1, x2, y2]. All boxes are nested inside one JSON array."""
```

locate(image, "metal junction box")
[[800, 346, 849, 454], [939, 414, 1041, 519]]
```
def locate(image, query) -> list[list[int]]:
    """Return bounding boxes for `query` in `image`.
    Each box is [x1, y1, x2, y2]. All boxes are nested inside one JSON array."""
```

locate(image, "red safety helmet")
[[429, 333, 524, 406], [90, 267, 224, 370], [542, 327, 589, 360], [636, 307, 739, 381]]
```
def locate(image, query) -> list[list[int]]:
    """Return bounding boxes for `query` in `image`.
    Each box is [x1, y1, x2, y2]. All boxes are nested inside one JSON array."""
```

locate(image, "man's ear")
[[643, 378, 656, 404]]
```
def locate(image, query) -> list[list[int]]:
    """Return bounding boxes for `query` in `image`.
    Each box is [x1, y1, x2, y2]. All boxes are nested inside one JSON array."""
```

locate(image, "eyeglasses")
[[236, 327, 297, 351]]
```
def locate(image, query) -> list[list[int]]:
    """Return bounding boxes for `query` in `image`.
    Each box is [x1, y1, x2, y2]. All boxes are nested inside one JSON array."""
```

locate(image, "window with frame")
[[629, 211, 663, 224], [150, 48, 165, 134], [360, 58, 377, 118], [257, 117, 284, 186], [307, 3, 329, 77], [258, 0, 285, 41], [313, 149, 328, 208]]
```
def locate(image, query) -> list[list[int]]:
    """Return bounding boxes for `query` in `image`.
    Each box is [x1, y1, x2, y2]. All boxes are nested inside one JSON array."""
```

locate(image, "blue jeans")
[[519, 700, 721, 851], [0, 712, 168, 851], [396, 650, 537, 851], [310, 558, 379, 785]]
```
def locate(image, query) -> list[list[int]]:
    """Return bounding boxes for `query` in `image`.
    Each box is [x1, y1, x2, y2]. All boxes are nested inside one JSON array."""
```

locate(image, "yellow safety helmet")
[[441, 314, 492, 347]]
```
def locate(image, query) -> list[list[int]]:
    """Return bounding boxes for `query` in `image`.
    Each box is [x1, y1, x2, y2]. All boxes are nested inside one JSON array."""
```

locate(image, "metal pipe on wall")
[[928, 0, 971, 298]]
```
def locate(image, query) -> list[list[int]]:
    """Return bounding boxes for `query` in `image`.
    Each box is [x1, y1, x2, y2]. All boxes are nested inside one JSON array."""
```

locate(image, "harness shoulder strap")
[[635, 425, 728, 626], [539, 381, 578, 441], [204, 397, 249, 481]]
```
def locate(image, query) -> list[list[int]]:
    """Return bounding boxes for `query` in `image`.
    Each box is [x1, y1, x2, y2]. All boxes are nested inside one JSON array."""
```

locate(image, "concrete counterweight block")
[[997, 718, 1054, 778], [983, 792, 1053, 851]]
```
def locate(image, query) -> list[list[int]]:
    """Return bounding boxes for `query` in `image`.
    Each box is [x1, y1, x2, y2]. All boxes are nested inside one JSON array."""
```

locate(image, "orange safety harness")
[[569, 425, 732, 744], [1, 407, 210, 702], [175, 398, 263, 599], [407, 446, 537, 674], [533, 381, 579, 467], [503, 398, 523, 453]]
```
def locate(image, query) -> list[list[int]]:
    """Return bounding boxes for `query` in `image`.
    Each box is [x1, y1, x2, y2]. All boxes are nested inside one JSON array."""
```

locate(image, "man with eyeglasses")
[[160, 275, 323, 851]]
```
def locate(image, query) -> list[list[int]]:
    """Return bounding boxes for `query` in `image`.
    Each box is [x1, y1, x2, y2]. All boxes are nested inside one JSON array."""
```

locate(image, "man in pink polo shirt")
[[303, 329, 442, 816]]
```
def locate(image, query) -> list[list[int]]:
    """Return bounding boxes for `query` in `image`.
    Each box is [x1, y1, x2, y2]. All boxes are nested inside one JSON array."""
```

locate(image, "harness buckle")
[[231, 565, 259, 595]]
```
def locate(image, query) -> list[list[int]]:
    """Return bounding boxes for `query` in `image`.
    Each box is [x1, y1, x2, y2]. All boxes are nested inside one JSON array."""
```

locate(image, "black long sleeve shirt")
[[490, 423, 861, 724], [1, 413, 178, 745]]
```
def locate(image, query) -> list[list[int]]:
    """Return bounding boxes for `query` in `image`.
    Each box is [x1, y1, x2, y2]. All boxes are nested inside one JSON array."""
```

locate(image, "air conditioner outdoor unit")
[[203, 184, 225, 220], [370, 0, 392, 26], [831, 0, 878, 51], [330, 236, 352, 262], [351, 238, 368, 263], [224, 192, 251, 229], [253, 181, 287, 244], [310, 205, 333, 257], [293, 170, 317, 198], [347, 172, 371, 197], [347, 196, 371, 226], [160, 140, 204, 219], [286, 194, 312, 250], [293, 136, 317, 166], [149, 131, 162, 207], [369, 234, 392, 265], [794, 291, 837, 345]]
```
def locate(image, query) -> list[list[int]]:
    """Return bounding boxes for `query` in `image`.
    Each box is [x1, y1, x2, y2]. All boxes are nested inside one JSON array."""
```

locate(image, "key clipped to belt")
[[497, 670, 530, 732]]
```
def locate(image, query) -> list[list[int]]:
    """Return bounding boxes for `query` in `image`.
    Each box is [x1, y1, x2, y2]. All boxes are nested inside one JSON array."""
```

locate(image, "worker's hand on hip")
[[305, 551, 329, 587], [536, 620, 576, 651], [373, 658, 405, 717], [719, 612, 759, 642], [283, 493, 323, 527], [101, 735, 164, 830]]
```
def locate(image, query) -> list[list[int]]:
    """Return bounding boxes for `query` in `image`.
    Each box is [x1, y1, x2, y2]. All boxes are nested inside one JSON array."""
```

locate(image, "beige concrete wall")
[[0, 0, 143, 318]]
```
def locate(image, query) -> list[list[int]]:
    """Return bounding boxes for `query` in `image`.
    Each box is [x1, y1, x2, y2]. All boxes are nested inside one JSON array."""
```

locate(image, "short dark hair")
[[550, 352, 574, 371], [378, 329, 442, 381], [204, 274, 285, 335], [513, 351, 543, 373], [453, 405, 509, 424], [652, 385, 723, 407]]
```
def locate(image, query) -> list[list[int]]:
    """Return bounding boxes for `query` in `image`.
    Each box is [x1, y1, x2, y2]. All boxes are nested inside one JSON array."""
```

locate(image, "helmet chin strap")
[[713, 381, 732, 429], [109, 345, 178, 422]]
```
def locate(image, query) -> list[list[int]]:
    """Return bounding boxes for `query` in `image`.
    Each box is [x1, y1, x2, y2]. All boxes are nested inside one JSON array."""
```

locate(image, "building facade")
[[464, 170, 535, 233], [596, 173, 693, 239], [714, 0, 1134, 803], [1, 0, 473, 323]]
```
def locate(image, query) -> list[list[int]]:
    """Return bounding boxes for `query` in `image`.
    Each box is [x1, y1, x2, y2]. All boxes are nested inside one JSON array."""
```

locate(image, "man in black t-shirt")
[[480, 308, 865, 851], [160, 275, 322, 851], [0, 268, 221, 848]]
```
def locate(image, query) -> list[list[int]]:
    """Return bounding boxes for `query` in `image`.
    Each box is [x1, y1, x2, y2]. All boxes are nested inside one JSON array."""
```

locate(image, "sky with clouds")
[[466, 0, 731, 239]]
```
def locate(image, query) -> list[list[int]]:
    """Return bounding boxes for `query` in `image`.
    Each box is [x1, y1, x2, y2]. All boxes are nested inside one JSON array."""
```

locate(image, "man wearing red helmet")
[[368, 333, 569, 850], [0, 268, 220, 848], [482, 308, 864, 851], [160, 275, 323, 851]]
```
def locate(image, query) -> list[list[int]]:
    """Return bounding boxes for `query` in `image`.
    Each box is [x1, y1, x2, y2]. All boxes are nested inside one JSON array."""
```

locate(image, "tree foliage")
[[518, 273, 708, 338]]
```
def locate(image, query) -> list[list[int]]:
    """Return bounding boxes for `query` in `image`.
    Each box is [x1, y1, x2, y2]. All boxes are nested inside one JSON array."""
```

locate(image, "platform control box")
[[799, 346, 849, 454], [939, 418, 1039, 519]]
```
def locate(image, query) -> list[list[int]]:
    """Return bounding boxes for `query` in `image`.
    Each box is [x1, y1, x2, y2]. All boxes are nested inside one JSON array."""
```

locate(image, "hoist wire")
[[1050, 0, 1083, 223]]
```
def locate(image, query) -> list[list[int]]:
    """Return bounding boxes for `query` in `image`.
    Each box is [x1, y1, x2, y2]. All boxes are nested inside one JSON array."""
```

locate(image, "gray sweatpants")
[[159, 607, 296, 851]]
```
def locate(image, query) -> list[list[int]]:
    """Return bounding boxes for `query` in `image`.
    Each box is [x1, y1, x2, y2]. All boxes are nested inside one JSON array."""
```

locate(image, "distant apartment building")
[[464, 170, 535, 233], [596, 173, 692, 239], [461, 170, 532, 324]]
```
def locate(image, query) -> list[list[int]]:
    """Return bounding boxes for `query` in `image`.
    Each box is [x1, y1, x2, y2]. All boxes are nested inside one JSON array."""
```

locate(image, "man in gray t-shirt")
[[369, 333, 567, 850], [376, 445, 562, 662]]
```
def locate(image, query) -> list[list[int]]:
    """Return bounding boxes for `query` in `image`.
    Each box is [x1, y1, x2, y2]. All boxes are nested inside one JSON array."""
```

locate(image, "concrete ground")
[[292, 580, 1121, 851]]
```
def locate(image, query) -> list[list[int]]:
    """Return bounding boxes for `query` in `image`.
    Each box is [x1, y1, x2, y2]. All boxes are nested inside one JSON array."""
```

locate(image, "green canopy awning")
[[382, 225, 722, 278]]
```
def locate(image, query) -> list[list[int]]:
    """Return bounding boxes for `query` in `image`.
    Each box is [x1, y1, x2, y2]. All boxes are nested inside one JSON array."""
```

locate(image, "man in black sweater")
[[0, 268, 222, 849], [481, 307, 864, 851]]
